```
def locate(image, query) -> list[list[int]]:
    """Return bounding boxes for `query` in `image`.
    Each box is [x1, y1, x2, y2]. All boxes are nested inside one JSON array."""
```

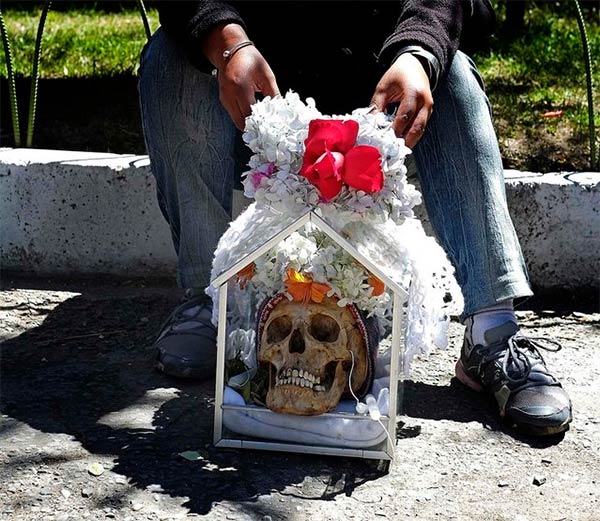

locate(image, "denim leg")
[[138, 28, 243, 290], [412, 51, 532, 317]]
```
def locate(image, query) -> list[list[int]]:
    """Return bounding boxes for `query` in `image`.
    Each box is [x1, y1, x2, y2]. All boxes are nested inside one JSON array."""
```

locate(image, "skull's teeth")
[[277, 369, 323, 384], [275, 372, 321, 390]]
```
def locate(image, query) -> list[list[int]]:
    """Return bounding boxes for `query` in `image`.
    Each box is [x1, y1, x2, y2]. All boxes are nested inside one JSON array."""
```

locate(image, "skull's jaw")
[[263, 361, 349, 416]]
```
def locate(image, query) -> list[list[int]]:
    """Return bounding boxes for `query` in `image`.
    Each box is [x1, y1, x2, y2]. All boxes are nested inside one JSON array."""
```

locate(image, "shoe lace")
[[480, 333, 562, 386], [156, 294, 215, 339]]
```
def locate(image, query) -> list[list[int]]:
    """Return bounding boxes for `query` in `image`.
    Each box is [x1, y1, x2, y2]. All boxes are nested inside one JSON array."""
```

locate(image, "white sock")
[[465, 300, 517, 347]]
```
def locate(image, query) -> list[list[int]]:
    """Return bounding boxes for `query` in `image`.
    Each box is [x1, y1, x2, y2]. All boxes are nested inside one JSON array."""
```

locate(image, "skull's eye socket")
[[309, 314, 340, 342], [266, 315, 292, 343]]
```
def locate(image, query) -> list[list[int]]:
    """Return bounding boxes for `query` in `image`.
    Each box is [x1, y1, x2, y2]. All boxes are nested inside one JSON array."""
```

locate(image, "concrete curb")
[[0, 148, 176, 277], [1, 148, 598, 290]]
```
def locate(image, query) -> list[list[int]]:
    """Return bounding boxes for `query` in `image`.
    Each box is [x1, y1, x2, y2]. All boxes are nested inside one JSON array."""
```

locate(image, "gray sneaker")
[[455, 321, 572, 436], [154, 293, 217, 380]]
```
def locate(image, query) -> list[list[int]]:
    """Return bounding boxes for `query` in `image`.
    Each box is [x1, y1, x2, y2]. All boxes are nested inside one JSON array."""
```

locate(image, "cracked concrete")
[[1, 277, 599, 521]]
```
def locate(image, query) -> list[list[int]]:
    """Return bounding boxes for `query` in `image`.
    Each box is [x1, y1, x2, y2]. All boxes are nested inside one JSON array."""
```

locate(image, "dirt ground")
[[1, 276, 599, 521]]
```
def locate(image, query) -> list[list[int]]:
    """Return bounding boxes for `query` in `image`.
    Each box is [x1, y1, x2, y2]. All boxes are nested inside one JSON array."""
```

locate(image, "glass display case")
[[210, 211, 407, 463]]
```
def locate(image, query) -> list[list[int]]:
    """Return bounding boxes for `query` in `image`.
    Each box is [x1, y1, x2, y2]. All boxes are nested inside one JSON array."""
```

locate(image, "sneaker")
[[455, 321, 572, 436], [154, 293, 217, 380]]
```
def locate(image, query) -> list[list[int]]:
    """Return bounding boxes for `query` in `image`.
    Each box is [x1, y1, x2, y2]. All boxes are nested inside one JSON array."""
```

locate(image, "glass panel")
[[217, 232, 405, 454], [211, 211, 301, 282]]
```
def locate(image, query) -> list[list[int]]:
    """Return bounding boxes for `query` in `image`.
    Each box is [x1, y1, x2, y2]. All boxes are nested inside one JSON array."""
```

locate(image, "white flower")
[[241, 91, 419, 225], [209, 93, 464, 374]]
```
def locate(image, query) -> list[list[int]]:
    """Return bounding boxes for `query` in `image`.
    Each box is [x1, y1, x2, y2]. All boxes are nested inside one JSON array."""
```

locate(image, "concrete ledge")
[[0, 148, 177, 276], [1, 148, 599, 290], [503, 170, 599, 290]]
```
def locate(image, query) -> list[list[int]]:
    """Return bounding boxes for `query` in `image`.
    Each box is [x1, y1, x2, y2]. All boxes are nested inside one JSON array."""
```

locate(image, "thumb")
[[258, 66, 280, 98], [261, 75, 280, 98]]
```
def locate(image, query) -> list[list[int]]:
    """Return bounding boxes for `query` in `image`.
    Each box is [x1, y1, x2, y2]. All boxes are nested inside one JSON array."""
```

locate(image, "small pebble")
[[87, 463, 105, 476], [131, 502, 144, 512], [533, 476, 547, 486], [498, 481, 509, 488], [81, 487, 93, 497], [61, 488, 71, 499]]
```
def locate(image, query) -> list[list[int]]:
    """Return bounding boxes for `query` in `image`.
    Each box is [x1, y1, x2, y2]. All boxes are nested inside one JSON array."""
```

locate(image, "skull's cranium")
[[257, 295, 370, 415]]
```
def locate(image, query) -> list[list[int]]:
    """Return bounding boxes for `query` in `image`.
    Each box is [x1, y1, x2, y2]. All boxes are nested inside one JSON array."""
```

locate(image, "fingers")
[[392, 93, 418, 138], [369, 87, 388, 113], [392, 90, 433, 147], [403, 104, 431, 148]]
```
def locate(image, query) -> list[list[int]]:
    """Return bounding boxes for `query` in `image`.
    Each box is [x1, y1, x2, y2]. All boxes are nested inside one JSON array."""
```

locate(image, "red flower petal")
[[302, 119, 359, 165], [343, 145, 384, 193], [301, 151, 344, 201]]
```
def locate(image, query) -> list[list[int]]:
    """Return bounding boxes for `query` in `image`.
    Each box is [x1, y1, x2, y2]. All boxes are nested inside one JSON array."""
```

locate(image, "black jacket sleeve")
[[151, 1, 495, 80], [152, 1, 245, 51], [378, 0, 495, 77]]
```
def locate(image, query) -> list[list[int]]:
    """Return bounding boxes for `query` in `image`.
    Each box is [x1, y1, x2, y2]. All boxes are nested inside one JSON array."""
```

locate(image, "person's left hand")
[[369, 53, 434, 148]]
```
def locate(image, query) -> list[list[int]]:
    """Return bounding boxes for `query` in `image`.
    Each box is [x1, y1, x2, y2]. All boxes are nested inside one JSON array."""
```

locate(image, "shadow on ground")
[[0, 283, 569, 515], [0, 289, 390, 515]]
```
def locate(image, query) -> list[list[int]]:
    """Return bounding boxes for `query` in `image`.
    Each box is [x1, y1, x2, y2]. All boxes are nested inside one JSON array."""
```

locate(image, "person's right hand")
[[218, 46, 280, 130], [202, 23, 279, 130]]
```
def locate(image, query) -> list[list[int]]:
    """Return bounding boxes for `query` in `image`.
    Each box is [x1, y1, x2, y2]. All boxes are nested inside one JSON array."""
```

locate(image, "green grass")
[[472, 3, 600, 168], [0, 6, 158, 77]]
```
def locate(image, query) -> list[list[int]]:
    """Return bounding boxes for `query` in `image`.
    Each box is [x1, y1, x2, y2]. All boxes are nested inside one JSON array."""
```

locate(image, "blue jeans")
[[138, 29, 532, 317]]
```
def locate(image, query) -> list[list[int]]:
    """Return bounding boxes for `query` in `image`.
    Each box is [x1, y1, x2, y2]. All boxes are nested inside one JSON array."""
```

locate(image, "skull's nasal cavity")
[[289, 328, 305, 354]]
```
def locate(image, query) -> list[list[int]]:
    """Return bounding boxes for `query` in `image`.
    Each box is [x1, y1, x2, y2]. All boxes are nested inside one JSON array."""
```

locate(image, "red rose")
[[300, 118, 385, 200], [301, 151, 344, 201], [343, 145, 384, 193], [302, 119, 359, 165]]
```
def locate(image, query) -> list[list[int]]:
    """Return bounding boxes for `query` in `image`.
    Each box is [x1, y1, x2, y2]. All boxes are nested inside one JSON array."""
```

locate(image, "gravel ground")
[[1, 278, 598, 521]]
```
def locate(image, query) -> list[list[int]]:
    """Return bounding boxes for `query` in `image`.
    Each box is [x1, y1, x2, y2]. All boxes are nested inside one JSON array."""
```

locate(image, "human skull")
[[257, 296, 369, 415]]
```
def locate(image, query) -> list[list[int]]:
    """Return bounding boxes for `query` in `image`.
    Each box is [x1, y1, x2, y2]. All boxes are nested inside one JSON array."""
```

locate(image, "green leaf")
[[178, 451, 204, 462]]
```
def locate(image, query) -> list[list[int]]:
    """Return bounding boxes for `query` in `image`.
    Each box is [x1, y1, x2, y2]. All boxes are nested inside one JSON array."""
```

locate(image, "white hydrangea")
[[208, 93, 465, 373], [241, 92, 417, 224], [237, 229, 392, 322]]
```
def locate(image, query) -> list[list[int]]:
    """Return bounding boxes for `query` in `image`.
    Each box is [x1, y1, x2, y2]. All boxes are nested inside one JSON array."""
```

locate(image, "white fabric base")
[[222, 387, 388, 449]]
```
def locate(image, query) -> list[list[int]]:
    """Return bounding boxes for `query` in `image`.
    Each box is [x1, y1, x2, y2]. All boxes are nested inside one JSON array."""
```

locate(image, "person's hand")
[[202, 23, 279, 130], [218, 46, 280, 130], [370, 53, 433, 148]]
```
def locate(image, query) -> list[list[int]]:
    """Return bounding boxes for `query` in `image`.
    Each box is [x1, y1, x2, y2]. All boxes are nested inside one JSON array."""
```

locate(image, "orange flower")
[[284, 268, 331, 304], [236, 262, 256, 289], [368, 274, 385, 297]]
